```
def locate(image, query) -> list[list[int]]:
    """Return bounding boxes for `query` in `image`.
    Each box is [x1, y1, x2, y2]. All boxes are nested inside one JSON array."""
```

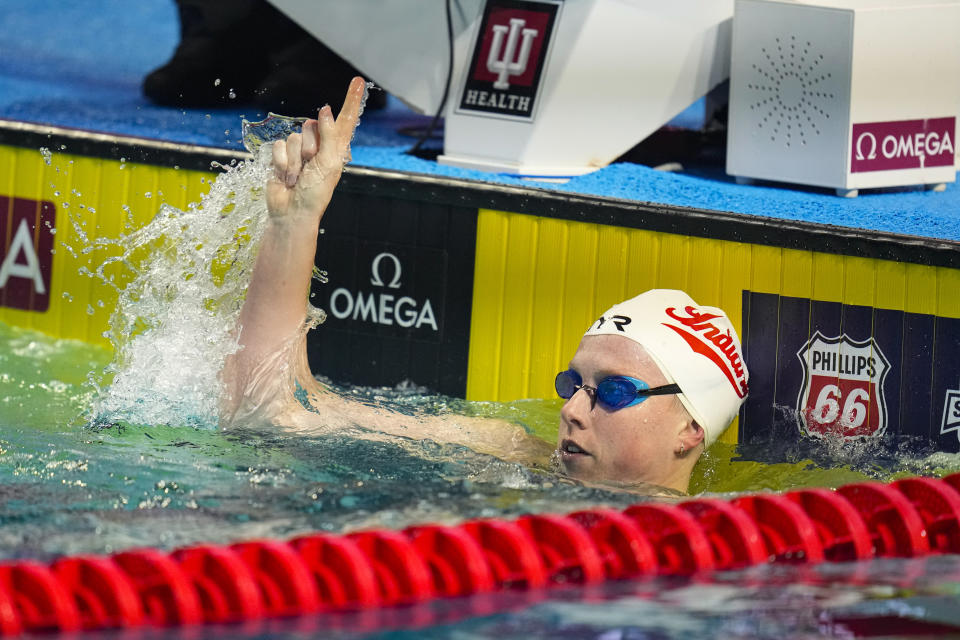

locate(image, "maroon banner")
[[850, 117, 956, 173], [0, 195, 54, 312]]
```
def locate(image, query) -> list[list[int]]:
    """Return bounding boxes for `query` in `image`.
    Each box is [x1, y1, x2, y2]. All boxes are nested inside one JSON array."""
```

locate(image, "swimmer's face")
[[556, 335, 691, 487]]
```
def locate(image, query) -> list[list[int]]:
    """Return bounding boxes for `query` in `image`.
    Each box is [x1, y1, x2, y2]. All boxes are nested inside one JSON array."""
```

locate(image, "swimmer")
[[221, 77, 748, 495]]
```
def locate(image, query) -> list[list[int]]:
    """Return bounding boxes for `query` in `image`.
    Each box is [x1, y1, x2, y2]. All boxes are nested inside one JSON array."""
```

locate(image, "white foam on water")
[[83, 146, 284, 429]]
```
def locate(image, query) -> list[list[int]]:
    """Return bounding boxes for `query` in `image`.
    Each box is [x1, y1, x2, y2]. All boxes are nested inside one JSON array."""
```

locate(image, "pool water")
[[6, 321, 960, 638], [5, 312, 960, 559]]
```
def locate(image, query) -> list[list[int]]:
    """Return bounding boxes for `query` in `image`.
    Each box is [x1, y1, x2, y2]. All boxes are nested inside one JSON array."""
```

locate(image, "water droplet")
[[214, 78, 221, 86], [144, 192, 152, 199], [62, 292, 73, 302], [39, 147, 52, 165], [86, 305, 95, 316], [228, 89, 236, 100]]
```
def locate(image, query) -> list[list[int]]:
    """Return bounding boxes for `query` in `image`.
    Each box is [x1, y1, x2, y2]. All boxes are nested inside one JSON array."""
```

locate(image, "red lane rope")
[[3, 473, 960, 636]]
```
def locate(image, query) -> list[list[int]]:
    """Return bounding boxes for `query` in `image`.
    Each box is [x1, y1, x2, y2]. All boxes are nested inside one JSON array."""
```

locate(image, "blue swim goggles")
[[554, 369, 682, 411]]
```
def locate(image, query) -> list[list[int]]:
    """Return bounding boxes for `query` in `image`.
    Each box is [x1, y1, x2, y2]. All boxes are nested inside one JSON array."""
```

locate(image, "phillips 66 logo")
[[796, 332, 891, 439]]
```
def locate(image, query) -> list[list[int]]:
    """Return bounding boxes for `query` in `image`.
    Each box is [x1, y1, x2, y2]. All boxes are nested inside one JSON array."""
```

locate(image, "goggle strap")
[[637, 383, 683, 398]]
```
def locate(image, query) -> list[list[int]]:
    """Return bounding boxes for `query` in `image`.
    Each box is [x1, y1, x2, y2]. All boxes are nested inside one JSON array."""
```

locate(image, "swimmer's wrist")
[[267, 201, 327, 225]]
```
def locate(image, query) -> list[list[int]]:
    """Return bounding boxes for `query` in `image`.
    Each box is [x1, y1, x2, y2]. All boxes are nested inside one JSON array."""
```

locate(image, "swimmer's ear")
[[677, 420, 705, 457]]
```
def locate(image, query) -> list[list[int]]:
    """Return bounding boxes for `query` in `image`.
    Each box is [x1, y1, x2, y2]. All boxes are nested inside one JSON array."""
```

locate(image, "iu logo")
[[796, 332, 891, 439], [459, 0, 560, 119], [488, 19, 539, 89]]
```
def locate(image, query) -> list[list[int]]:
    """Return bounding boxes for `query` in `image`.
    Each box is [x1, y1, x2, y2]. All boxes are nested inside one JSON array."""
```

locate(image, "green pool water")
[[7, 300, 960, 640], [2, 318, 957, 564]]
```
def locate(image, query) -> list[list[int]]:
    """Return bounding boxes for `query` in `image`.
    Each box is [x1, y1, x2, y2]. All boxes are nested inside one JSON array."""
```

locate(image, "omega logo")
[[854, 131, 877, 161], [329, 252, 439, 331], [369, 252, 401, 289], [855, 130, 954, 161], [851, 117, 956, 172]]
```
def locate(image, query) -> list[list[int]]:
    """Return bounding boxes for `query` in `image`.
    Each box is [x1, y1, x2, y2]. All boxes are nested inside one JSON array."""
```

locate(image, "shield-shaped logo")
[[941, 382, 960, 442], [796, 332, 891, 439], [457, 0, 561, 120]]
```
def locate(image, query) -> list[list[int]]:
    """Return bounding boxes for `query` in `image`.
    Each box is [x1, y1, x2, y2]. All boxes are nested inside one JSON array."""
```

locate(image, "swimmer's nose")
[[560, 387, 592, 430]]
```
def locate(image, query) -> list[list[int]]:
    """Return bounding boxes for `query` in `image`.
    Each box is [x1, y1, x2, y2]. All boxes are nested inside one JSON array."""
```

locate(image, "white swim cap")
[[583, 290, 748, 446]]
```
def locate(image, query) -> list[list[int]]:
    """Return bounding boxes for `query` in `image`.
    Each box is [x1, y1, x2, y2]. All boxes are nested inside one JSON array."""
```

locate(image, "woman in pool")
[[222, 77, 748, 495]]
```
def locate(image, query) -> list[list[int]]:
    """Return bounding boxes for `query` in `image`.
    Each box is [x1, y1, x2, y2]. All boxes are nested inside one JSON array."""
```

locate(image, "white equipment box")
[[268, 0, 734, 178], [726, 0, 960, 197], [439, 0, 734, 177]]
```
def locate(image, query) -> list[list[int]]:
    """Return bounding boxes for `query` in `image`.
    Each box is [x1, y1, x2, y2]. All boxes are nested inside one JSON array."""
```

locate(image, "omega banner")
[[850, 117, 956, 173], [307, 191, 477, 396], [740, 291, 960, 453]]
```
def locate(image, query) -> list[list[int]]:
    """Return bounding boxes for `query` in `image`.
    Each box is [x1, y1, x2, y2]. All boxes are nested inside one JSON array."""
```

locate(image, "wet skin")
[[557, 334, 697, 489]]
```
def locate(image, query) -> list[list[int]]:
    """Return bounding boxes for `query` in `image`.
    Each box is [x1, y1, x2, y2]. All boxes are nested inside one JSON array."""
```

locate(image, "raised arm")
[[221, 77, 365, 419], [241, 77, 365, 357], [220, 78, 554, 467]]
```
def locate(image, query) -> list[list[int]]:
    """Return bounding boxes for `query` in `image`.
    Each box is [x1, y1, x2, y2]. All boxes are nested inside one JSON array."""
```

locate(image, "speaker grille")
[[747, 36, 836, 149]]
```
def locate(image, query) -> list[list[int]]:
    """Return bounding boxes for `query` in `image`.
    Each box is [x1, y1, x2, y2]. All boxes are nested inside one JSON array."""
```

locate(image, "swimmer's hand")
[[266, 76, 365, 221]]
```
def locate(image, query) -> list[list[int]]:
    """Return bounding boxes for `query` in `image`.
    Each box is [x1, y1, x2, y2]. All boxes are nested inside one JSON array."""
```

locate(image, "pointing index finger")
[[335, 76, 367, 145]]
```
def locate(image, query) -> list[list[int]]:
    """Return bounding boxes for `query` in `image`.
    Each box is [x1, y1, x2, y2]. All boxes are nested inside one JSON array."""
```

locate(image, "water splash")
[[83, 146, 281, 429], [86, 91, 375, 429], [358, 82, 377, 119], [241, 83, 376, 153], [241, 113, 309, 154]]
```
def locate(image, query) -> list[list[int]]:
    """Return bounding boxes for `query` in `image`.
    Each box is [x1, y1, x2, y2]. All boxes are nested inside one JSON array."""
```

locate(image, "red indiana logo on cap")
[[662, 306, 748, 398]]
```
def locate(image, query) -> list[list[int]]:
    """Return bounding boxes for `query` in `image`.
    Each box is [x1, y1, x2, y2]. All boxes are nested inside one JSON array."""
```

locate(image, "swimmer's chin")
[[578, 475, 685, 498], [551, 455, 685, 498]]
